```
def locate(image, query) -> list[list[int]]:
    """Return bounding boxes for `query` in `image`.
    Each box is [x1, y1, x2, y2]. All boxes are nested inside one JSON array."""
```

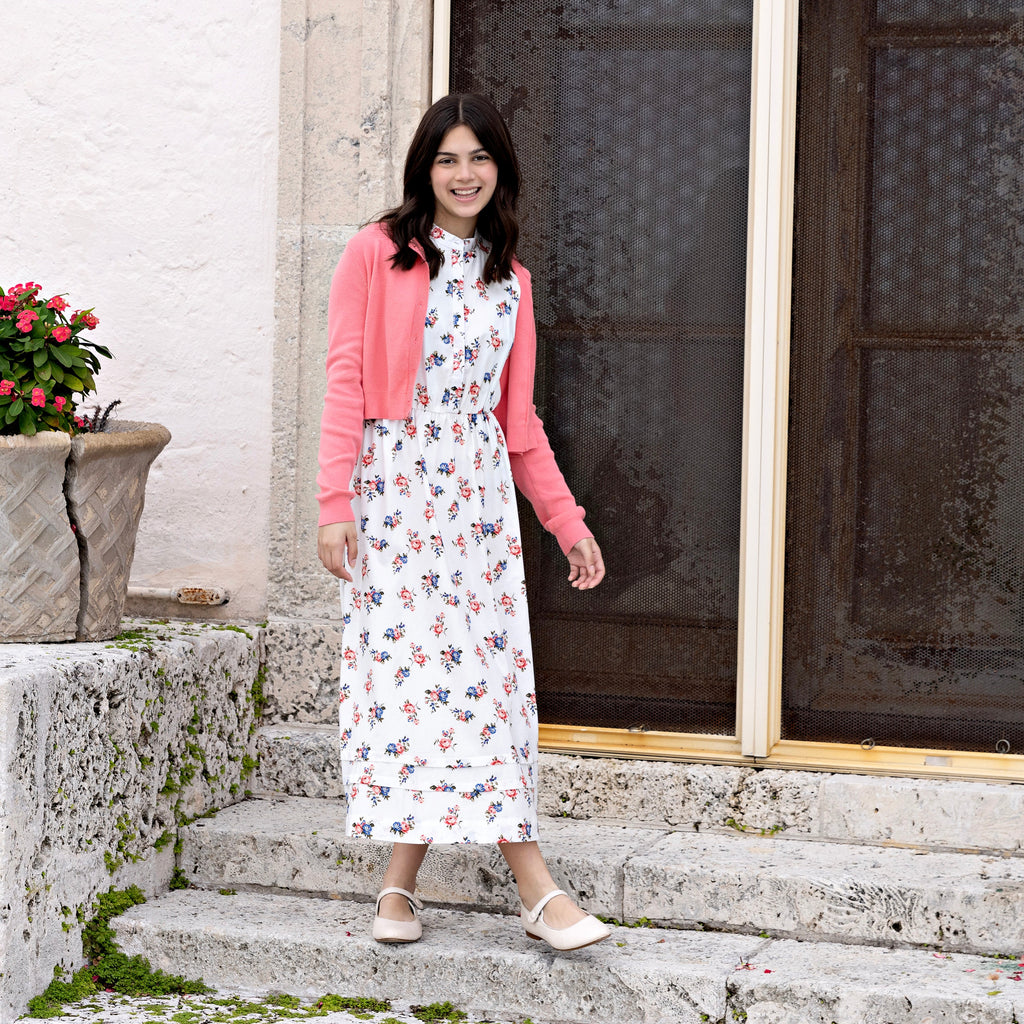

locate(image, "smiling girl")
[[316, 93, 609, 952]]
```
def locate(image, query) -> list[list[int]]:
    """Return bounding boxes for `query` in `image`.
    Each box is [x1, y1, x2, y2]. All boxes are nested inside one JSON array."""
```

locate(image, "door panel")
[[784, 0, 1024, 752]]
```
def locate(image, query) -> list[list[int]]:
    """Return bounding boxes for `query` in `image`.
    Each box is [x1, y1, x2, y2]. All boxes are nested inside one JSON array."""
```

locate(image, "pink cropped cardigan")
[[316, 222, 592, 555]]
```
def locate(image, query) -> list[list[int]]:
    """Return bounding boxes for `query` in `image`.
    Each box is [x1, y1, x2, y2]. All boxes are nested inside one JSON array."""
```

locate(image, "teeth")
[[453, 188, 479, 196]]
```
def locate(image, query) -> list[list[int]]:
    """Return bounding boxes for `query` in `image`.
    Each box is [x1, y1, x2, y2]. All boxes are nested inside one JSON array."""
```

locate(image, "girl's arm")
[[316, 234, 371, 527]]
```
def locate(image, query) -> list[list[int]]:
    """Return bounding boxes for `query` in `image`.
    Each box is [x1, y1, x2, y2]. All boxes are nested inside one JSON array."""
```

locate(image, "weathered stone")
[[623, 829, 1024, 954], [732, 767, 825, 835], [254, 724, 1024, 855], [536, 754, 753, 828], [114, 889, 754, 1023], [819, 773, 1024, 852], [730, 939, 1024, 1024], [253, 723, 343, 798], [262, 618, 343, 723], [0, 621, 262, 1024], [179, 795, 658, 918]]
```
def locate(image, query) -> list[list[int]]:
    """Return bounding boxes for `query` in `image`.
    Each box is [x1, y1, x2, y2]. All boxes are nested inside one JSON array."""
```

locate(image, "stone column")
[[267, 0, 433, 719]]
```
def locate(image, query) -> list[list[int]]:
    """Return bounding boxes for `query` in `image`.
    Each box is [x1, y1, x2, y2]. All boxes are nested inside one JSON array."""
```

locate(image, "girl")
[[316, 93, 609, 952]]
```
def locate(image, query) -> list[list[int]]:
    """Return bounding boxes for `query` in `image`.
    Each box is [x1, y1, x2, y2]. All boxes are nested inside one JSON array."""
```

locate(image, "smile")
[[452, 188, 481, 197]]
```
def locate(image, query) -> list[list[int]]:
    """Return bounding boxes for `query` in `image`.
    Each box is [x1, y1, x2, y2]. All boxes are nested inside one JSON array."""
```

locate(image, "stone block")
[[730, 939, 1024, 1024], [114, 889, 757, 1023], [254, 723, 343, 797], [262, 618, 343, 723], [820, 773, 1024, 852], [623, 829, 1024, 953], [179, 795, 658, 919], [537, 753, 751, 828], [0, 621, 262, 1024]]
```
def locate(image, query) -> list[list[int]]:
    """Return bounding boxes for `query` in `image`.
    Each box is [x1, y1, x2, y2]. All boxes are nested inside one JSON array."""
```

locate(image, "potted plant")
[[0, 282, 170, 642]]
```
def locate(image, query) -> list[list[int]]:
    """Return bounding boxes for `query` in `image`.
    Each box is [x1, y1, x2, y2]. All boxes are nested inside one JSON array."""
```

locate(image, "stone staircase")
[[113, 721, 1024, 1024]]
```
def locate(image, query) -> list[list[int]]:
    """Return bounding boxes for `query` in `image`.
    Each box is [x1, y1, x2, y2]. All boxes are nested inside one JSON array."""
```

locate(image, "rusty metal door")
[[783, 1, 1024, 752]]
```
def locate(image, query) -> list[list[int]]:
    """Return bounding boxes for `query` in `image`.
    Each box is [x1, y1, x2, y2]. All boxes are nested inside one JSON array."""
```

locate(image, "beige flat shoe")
[[520, 888, 611, 951], [372, 887, 423, 943]]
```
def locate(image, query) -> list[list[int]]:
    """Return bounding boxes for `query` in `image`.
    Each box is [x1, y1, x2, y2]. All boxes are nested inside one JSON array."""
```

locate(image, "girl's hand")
[[318, 522, 358, 582], [567, 538, 605, 590]]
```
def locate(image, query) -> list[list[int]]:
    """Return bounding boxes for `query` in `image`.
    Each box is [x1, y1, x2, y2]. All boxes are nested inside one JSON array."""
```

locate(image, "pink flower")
[[73, 311, 99, 329], [51, 325, 72, 343], [16, 310, 39, 332], [74, 416, 85, 428], [0, 296, 16, 312], [54, 396, 67, 411], [0, 380, 14, 396], [47, 295, 68, 312], [30, 388, 45, 408]]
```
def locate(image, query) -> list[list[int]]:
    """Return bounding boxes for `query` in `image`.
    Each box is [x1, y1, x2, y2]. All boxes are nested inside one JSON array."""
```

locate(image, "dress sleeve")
[[316, 233, 370, 526]]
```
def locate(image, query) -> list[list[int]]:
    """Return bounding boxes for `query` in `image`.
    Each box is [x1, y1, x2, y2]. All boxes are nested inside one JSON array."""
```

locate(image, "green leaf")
[[52, 346, 74, 368], [18, 409, 36, 434], [50, 365, 64, 383], [33, 349, 48, 367], [10, 398, 23, 416], [37, 364, 52, 382], [61, 374, 84, 392], [77, 372, 95, 393]]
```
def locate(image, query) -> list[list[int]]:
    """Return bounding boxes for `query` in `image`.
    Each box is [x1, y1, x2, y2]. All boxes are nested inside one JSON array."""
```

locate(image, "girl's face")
[[429, 124, 498, 238]]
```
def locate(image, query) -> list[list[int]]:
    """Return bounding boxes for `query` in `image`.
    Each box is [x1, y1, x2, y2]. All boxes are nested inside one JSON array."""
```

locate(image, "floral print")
[[340, 226, 537, 844]]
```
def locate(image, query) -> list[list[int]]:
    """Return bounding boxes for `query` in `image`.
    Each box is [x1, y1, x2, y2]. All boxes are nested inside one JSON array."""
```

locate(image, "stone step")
[[114, 888, 1024, 1024], [254, 722, 1024, 854], [180, 795, 1024, 955]]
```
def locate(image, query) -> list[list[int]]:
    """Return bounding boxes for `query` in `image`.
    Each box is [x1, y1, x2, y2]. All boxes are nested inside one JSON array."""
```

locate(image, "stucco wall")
[[1, 2, 281, 620]]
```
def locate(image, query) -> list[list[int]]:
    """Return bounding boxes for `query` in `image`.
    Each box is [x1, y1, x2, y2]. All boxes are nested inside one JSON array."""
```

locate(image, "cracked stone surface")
[[0, 621, 263, 1024]]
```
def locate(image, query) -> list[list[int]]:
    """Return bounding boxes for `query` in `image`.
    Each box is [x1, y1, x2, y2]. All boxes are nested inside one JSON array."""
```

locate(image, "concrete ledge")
[[0, 620, 263, 1024], [180, 794, 1024, 956], [115, 889, 751, 1024], [114, 889, 1024, 1024], [179, 795, 655, 919], [254, 723, 1024, 853]]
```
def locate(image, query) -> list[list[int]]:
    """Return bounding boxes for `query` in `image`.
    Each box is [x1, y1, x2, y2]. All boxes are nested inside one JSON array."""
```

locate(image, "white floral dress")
[[339, 225, 538, 844]]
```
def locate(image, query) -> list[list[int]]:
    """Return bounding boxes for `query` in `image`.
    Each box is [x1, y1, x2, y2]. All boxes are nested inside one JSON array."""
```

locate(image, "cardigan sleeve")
[[507, 407, 594, 556], [499, 271, 593, 556], [316, 232, 371, 526]]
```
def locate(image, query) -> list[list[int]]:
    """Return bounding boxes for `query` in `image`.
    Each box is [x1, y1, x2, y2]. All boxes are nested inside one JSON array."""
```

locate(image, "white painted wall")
[[1, 2, 280, 620]]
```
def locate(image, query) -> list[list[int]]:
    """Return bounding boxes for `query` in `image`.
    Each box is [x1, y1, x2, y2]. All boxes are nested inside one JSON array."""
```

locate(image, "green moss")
[[239, 754, 259, 781], [168, 868, 191, 891], [315, 996, 391, 1014], [25, 886, 211, 1018], [251, 664, 266, 718], [411, 1002, 468, 1022], [25, 965, 97, 1018], [154, 830, 175, 852]]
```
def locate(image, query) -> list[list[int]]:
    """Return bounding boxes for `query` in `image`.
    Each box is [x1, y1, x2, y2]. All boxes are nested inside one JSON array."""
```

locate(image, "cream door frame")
[[736, 0, 799, 758]]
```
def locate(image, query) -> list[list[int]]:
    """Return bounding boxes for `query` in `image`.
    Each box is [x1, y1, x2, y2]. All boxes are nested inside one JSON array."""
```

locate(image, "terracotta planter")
[[0, 421, 170, 643]]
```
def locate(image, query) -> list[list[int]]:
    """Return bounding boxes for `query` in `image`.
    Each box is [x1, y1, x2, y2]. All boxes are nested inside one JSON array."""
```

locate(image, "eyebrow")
[[435, 147, 489, 157]]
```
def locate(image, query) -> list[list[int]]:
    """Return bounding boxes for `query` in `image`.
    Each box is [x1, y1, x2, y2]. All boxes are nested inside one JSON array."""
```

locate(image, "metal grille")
[[451, 0, 752, 734], [784, 1, 1024, 752]]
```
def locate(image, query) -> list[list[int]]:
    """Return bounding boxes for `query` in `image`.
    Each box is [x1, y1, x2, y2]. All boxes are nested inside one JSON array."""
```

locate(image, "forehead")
[[436, 124, 485, 154]]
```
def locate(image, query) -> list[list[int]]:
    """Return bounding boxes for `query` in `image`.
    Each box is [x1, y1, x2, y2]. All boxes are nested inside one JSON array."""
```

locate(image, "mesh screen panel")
[[451, 1, 752, 734], [784, 1, 1024, 752]]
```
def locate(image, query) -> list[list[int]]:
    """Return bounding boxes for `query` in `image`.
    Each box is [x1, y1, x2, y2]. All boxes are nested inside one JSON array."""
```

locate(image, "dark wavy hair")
[[381, 93, 521, 284]]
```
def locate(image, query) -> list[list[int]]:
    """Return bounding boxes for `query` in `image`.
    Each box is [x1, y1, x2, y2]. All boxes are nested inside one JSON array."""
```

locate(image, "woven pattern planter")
[[66, 421, 171, 641], [0, 432, 80, 641], [0, 421, 170, 643]]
